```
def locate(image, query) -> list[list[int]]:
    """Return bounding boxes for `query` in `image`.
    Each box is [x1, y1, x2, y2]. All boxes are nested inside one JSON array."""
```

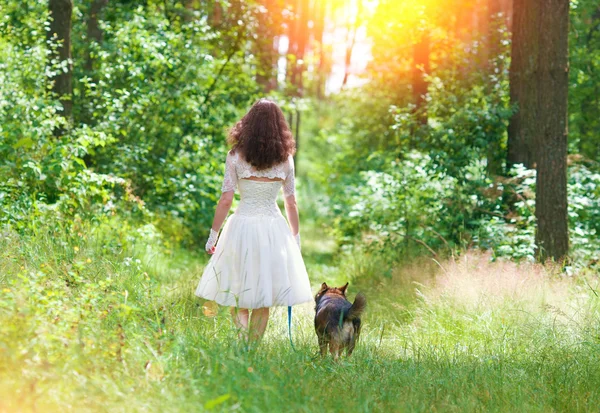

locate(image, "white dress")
[[195, 151, 313, 309]]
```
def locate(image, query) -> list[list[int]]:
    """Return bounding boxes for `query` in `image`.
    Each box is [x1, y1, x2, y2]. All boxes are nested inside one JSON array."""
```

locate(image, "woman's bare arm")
[[205, 191, 234, 253], [284, 194, 299, 236], [211, 191, 234, 232]]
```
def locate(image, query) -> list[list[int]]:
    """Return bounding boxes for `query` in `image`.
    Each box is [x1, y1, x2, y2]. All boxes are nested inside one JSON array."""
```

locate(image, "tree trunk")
[[534, 0, 569, 262], [85, 0, 108, 71], [412, 30, 430, 124], [291, 0, 309, 96], [182, 0, 197, 22], [210, 1, 222, 28], [342, 1, 362, 88], [47, 0, 73, 124], [254, 0, 279, 92], [314, 0, 327, 98], [484, 0, 504, 175], [501, 0, 513, 31], [507, 0, 538, 169], [285, 1, 299, 91], [455, 1, 476, 43], [486, 0, 502, 61]]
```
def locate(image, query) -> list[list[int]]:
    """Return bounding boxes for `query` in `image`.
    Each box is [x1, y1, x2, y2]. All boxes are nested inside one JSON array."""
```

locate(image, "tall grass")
[[1, 219, 600, 412]]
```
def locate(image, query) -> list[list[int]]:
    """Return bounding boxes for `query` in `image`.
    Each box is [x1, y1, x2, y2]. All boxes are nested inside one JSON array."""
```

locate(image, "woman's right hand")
[[205, 229, 219, 254]]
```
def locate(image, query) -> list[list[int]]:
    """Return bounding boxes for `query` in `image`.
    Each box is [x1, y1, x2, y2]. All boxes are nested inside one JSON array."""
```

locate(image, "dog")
[[314, 282, 366, 360]]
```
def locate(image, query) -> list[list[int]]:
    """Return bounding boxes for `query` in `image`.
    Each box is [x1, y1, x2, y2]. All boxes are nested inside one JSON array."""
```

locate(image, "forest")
[[1, 0, 600, 411]]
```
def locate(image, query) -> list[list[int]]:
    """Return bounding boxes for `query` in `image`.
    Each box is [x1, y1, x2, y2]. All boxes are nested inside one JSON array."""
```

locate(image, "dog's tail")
[[346, 293, 366, 321]]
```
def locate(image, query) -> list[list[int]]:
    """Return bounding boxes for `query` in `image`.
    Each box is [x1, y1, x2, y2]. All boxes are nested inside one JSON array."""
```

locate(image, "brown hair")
[[227, 99, 296, 170]]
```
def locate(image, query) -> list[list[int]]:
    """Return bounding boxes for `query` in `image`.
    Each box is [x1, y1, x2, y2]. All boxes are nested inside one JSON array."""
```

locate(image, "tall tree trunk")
[[254, 0, 280, 92], [484, 0, 504, 175], [210, 1, 222, 28], [291, 0, 309, 96], [314, 0, 327, 98], [285, 0, 299, 91], [85, 0, 108, 71], [182, 0, 197, 22], [507, 0, 538, 169], [412, 29, 430, 125], [501, 0, 513, 31], [47, 0, 73, 124], [487, 0, 503, 59], [455, 1, 476, 43], [342, 1, 362, 88], [535, 0, 569, 262]]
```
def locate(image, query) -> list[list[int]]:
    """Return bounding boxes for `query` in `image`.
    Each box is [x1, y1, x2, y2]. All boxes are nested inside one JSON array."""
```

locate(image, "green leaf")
[[204, 394, 231, 410], [13, 138, 34, 149]]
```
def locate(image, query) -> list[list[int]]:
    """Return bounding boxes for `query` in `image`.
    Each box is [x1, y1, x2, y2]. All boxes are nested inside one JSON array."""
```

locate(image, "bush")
[[0, 2, 261, 244], [308, 41, 600, 266]]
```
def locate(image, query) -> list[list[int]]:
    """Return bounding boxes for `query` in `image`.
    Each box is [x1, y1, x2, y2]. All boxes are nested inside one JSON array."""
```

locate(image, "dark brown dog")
[[314, 282, 366, 360]]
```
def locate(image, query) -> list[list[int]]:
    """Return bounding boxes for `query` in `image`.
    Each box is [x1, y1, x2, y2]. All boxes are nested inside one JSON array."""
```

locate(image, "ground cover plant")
[[2, 220, 600, 412]]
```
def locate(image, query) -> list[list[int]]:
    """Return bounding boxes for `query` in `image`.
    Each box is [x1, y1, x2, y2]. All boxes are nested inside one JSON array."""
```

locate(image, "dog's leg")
[[329, 341, 340, 361], [320, 339, 328, 357], [347, 337, 356, 357], [347, 321, 361, 357], [317, 332, 328, 356]]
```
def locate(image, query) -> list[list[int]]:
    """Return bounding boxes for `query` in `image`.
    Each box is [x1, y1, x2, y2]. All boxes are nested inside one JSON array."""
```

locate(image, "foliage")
[[0, 1, 263, 243], [2, 224, 600, 412], [0, 7, 139, 232], [76, 4, 260, 242], [324, 137, 600, 265], [569, 0, 600, 159], [1, 0, 600, 410], [311, 41, 516, 260], [304, 4, 600, 266]]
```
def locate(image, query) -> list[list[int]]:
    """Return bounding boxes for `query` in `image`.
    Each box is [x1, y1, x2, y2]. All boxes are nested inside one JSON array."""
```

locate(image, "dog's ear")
[[319, 282, 328, 292], [339, 282, 349, 294]]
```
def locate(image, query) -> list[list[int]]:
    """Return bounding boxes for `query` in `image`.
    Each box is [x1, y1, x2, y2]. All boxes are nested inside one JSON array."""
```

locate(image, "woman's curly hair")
[[227, 99, 296, 170]]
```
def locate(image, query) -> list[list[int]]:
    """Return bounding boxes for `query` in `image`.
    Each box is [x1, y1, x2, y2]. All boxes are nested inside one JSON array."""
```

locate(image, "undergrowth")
[[1, 218, 600, 412]]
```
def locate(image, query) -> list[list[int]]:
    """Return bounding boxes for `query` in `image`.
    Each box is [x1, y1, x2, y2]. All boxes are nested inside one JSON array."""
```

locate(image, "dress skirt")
[[195, 213, 313, 309]]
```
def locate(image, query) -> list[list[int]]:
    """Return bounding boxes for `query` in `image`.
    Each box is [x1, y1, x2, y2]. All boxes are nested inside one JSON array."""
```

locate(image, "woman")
[[196, 99, 313, 343]]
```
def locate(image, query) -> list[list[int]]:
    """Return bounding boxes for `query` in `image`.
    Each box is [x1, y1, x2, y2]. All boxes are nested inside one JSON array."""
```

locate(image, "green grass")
[[2, 215, 600, 412]]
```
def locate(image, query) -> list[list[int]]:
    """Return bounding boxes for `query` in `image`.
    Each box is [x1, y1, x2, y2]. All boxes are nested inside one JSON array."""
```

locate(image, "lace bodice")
[[221, 151, 295, 197], [235, 180, 283, 217]]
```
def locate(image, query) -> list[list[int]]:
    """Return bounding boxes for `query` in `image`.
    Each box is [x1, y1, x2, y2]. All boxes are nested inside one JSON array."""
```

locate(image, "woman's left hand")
[[294, 233, 301, 250]]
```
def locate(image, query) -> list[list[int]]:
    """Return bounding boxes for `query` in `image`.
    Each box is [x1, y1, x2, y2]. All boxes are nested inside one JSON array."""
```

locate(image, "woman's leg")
[[231, 307, 249, 339], [249, 307, 270, 343]]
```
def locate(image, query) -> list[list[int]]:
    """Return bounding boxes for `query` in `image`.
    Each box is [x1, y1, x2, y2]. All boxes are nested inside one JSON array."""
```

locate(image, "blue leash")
[[287, 305, 297, 351]]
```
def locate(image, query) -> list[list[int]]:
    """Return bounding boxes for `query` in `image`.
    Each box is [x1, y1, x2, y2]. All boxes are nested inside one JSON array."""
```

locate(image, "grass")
[[2, 213, 600, 413]]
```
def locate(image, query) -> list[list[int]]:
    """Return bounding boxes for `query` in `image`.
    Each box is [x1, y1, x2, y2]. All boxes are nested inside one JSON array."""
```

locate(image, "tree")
[[254, 0, 284, 92], [47, 0, 73, 124], [286, 0, 310, 96], [85, 0, 108, 71], [412, 29, 430, 124], [313, 0, 328, 98], [509, 0, 569, 261], [535, 0, 569, 262], [342, 1, 363, 88], [507, 0, 537, 169], [484, 0, 503, 66], [484, 0, 510, 175], [569, 1, 600, 160]]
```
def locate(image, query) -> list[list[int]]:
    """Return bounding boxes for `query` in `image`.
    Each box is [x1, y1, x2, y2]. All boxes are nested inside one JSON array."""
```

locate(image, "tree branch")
[[200, 29, 243, 116], [406, 236, 438, 258]]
